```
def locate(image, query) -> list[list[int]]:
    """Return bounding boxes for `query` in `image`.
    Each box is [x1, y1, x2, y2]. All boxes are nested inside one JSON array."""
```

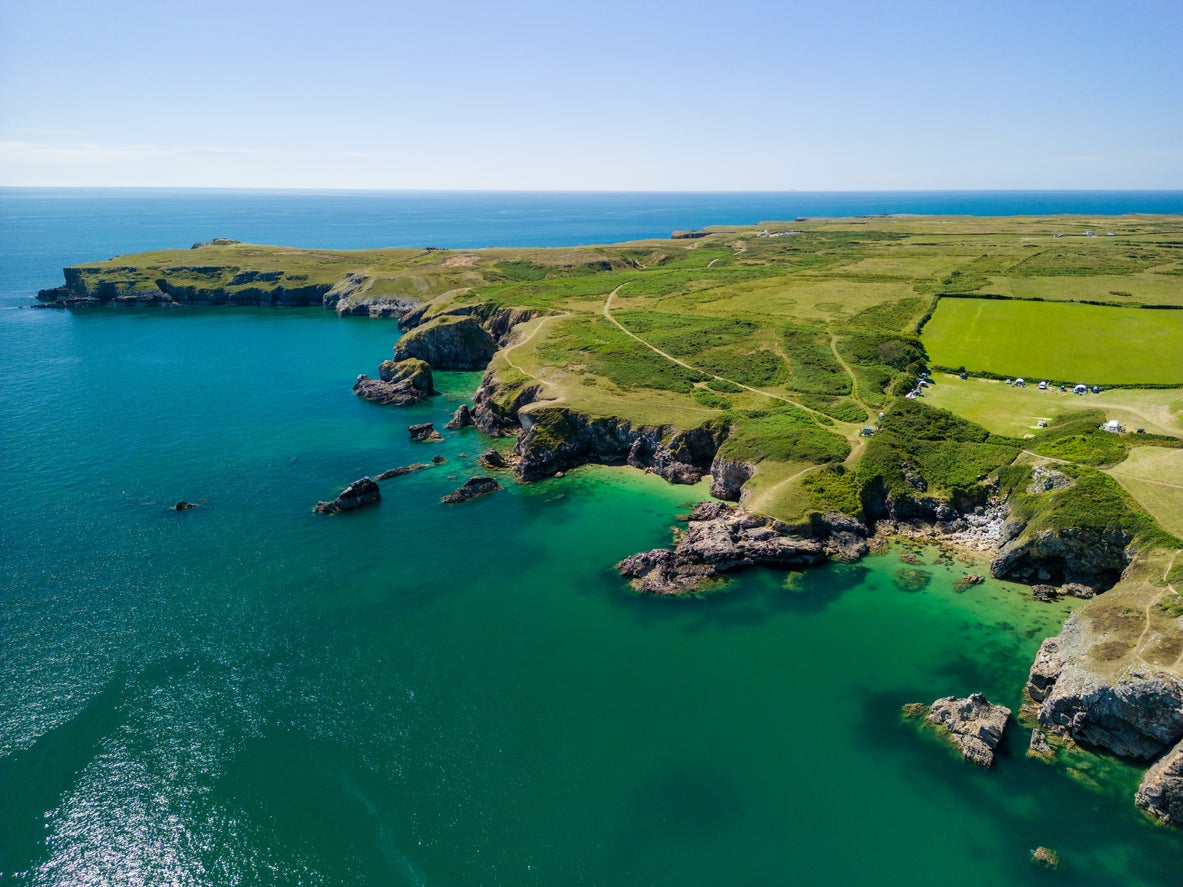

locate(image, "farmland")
[[922, 298, 1183, 385]]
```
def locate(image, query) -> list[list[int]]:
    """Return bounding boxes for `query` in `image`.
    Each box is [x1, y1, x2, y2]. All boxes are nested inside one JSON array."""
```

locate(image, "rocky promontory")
[[616, 501, 868, 594], [394, 315, 498, 370], [1025, 613, 1183, 761], [353, 357, 435, 406]]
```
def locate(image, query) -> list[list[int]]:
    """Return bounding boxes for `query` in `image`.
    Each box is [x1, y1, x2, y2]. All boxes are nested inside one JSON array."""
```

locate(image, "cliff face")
[[992, 526, 1133, 592], [513, 405, 727, 484], [1026, 614, 1183, 761], [38, 266, 337, 308], [394, 315, 498, 370]]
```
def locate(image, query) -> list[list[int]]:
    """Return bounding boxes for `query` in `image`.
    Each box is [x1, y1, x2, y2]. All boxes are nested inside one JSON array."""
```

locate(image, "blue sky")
[[0, 0, 1180, 189]]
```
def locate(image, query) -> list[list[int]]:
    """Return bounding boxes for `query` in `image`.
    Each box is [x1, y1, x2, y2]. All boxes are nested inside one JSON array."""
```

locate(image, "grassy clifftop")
[[42, 215, 1183, 536]]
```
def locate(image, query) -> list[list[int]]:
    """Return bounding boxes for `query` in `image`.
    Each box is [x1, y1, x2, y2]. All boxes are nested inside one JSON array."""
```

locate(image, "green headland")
[[37, 213, 1183, 825]]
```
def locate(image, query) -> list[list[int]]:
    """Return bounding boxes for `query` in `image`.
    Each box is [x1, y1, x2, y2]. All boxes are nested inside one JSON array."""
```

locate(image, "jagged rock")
[[376, 463, 430, 481], [1064, 582, 1097, 599], [811, 512, 870, 562], [171, 501, 197, 511], [445, 404, 474, 429], [479, 448, 508, 469], [616, 501, 826, 595], [901, 461, 928, 492], [313, 477, 381, 514], [408, 423, 442, 442], [353, 358, 434, 405], [394, 316, 497, 370], [1031, 584, 1061, 602], [991, 526, 1133, 592], [1025, 615, 1183, 760], [1028, 729, 1054, 760], [708, 458, 754, 501], [1029, 466, 1073, 494], [441, 477, 502, 504], [1135, 738, 1183, 826], [431, 455, 447, 464], [1030, 847, 1060, 870], [925, 693, 1011, 766]]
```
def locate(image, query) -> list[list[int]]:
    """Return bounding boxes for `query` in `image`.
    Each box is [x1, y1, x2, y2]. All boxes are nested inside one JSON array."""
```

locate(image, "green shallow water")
[[1, 308, 1180, 885]]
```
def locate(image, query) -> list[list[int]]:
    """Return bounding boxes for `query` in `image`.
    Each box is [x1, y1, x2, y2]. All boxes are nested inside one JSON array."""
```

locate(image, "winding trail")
[[499, 313, 567, 382], [602, 285, 854, 435]]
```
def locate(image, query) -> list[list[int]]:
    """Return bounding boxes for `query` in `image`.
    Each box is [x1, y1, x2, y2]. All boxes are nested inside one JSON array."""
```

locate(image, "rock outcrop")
[[616, 501, 834, 595], [313, 477, 381, 514], [408, 423, 443, 442], [478, 448, 508, 469], [924, 693, 1011, 766], [445, 404, 474, 429], [470, 369, 543, 437], [1025, 614, 1183, 760], [708, 458, 755, 501], [1135, 739, 1183, 826], [991, 525, 1132, 593], [441, 477, 502, 504], [394, 315, 497, 370], [353, 358, 435, 405]]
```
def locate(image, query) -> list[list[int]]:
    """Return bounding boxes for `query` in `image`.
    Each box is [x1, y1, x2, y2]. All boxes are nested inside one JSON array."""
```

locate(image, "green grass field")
[[922, 374, 1183, 438], [1106, 447, 1183, 539], [922, 298, 1183, 385]]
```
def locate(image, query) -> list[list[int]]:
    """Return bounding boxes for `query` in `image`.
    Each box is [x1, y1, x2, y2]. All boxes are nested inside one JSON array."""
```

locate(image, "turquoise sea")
[[2, 190, 1182, 885]]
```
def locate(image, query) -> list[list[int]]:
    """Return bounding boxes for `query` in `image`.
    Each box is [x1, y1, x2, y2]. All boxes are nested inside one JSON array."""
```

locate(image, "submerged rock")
[[953, 574, 985, 592], [441, 476, 502, 504], [924, 693, 1011, 766], [314, 477, 381, 514], [1030, 846, 1060, 870], [1135, 739, 1183, 826], [171, 500, 198, 511], [376, 463, 430, 481], [1027, 729, 1054, 761], [408, 422, 443, 442]]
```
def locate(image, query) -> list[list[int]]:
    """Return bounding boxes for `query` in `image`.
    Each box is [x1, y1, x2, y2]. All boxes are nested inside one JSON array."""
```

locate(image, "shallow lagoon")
[[2, 306, 1181, 885]]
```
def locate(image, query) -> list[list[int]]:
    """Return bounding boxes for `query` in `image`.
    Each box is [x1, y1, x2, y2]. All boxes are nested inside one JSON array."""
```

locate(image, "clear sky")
[[0, 0, 1180, 190]]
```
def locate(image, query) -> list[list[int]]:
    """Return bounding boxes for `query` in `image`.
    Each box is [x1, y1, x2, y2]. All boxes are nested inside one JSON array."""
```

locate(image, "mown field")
[[922, 298, 1183, 385]]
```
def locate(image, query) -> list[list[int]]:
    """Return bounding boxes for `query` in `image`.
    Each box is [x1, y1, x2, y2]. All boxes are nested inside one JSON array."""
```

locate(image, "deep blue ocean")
[[2, 190, 1182, 885], [3, 188, 1181, 307]]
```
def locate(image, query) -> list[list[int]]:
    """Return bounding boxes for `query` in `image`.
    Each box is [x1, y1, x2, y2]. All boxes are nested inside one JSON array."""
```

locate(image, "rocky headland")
[[36, 226, 1183, 830]]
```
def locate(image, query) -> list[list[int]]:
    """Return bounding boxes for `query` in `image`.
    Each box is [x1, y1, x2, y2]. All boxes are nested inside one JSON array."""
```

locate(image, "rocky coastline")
[[37, 258, 1182, 829]]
